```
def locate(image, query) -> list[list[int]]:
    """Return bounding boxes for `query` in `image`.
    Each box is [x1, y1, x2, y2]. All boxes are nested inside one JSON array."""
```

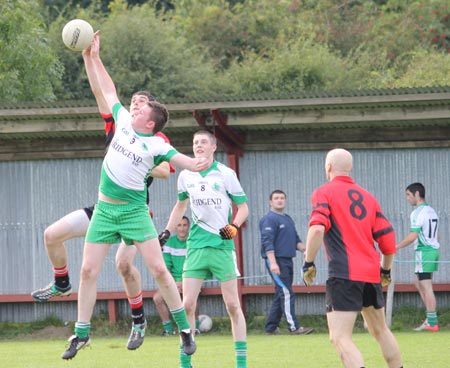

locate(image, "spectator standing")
[[260, 190, 314, 335]]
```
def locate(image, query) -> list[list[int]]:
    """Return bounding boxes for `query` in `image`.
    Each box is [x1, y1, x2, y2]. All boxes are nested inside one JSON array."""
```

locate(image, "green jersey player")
[[61, 31, 208, 360], [160, 130, 249, 368], [396, 182, 440, 332], [154, 216, 189, 336]]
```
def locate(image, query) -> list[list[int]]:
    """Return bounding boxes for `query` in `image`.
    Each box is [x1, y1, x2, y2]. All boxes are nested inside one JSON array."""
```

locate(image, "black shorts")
[[325, 277, 385, 313], [416, 272, 433, 281], [83, 205, 95, 220]]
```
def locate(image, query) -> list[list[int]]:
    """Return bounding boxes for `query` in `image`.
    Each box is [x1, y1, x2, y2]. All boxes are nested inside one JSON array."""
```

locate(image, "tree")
[[219, 36, 374, 96], [3, 0, 449, 103], [0, 0, 62, 103], [390, 49, 450, 88], [170, 0, 303, 70], [97, 1, 217, 101]]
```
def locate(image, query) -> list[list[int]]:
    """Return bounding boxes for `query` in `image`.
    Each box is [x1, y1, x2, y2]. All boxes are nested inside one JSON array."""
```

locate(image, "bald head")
[[325, 148, 353, 180]]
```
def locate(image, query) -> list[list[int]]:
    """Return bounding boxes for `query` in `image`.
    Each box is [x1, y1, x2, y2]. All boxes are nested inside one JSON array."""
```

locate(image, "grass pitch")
[[0, 331, 448, 367]]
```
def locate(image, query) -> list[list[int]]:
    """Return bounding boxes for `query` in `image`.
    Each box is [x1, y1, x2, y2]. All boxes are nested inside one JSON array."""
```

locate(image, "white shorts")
[[62, 209, 91, 236]]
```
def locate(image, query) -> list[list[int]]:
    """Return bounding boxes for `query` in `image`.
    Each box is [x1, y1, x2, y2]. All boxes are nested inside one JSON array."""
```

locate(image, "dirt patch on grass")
[[27, 325, 71, 340]]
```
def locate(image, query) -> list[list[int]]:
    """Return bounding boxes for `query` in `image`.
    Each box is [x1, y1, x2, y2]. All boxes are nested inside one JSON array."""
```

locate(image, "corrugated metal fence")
[[1, 148, 450, 321]]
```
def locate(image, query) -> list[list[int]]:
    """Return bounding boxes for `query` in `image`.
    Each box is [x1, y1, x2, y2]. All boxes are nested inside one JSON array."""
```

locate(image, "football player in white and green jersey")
[[154, 216, 190, 336], [396, 182, 440, 332], [62, 32, 208, 361], [160, 130, 249, 368]]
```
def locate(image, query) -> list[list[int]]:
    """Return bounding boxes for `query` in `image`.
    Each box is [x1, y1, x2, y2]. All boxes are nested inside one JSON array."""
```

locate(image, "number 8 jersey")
[[177, 160, 248, 250], [308, 176, 396, 283]]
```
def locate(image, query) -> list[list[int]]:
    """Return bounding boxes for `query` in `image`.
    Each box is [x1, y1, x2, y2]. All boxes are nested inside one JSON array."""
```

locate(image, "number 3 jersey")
[[99, 103, 178, 204], [410, 204, 440, 250], [308, 175, 396, 283], [177, 160, 248, 250]]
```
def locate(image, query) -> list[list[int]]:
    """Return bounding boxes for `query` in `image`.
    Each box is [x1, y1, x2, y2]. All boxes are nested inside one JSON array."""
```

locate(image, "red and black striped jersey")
[[102, 113, 115, 154], [308, 176, 396, 283]]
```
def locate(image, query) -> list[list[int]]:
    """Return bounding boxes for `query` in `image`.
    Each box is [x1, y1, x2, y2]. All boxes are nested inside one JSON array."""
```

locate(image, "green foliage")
[[45, 1, 106, 100], [1, 0, 449, 103], [0, 0, 63, 102], [219, 38, 371, 95], [98, 2, 216, 101], [389, 49, 450, 87], [170, 0, 311, 71]]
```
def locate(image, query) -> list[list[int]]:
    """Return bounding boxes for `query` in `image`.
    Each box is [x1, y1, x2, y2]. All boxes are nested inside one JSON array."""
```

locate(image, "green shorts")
[[415, 247, 439, 273], [86, 201, 157, 245], [183, 247, 240, 282]]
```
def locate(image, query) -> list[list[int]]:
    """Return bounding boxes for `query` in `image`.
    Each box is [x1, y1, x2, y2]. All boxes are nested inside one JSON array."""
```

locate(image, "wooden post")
[[108, 299, 117, 324], [385, 265, 395, 327]]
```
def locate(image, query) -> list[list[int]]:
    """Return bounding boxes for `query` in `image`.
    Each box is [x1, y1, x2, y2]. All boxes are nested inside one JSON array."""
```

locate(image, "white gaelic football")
[[198, 314, 213, 333], [62, 19, 94, 51]]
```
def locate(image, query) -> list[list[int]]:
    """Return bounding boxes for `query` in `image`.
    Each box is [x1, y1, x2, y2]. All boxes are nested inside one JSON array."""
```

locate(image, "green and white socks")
[[427, 311, 438, 326], [170, 306, 191, 331], [179, 340, 247, 368], [235, 340, 247, 368], [74, 321, 90, 338], [163, 319, 175, 333]]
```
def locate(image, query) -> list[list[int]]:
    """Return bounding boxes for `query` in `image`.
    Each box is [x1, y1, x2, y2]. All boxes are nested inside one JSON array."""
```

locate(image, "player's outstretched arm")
[[396, 231, 418, 250], [150, 162, 170, 179], [83, 32, 119, 113], [82, 31, 109, 115], [170, 153, 209, 172]]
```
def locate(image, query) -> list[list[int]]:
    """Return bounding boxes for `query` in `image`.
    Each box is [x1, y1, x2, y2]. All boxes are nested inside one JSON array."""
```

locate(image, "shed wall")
[[1, 148, 449, 322]]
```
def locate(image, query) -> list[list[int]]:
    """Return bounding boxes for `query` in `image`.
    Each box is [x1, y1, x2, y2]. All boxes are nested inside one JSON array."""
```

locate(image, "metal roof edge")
[[1, 86, 450, 112]]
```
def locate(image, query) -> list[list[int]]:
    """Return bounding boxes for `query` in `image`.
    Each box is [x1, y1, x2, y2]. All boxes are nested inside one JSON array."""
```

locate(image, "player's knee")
[[153, 291, 163, 305], [224, 300, 240, 316], [328, 331, 343, 348], [116, 257, 132, 276], [369, 322, 388, 340], [80, 263, 99, 281], [183, 299, 197, 315], [151, 262, 168, 279], [44, 225, 62, 246]]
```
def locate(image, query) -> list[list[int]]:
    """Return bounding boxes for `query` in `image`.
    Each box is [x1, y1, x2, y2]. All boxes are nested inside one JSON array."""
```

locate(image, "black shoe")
[[127, 320, 146, 350], [61, 335, 90, 360], [266, 327, 281, 335], [180, 330, 196, 356], [161, 329, 176, 337], [31, 282, 72, 302], [290, 326, 314, 335]]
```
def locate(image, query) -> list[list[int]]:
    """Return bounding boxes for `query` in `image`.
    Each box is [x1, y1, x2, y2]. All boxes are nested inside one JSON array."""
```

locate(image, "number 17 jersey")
[[308, 175, 396, 283], [410, 204, 440, 250]]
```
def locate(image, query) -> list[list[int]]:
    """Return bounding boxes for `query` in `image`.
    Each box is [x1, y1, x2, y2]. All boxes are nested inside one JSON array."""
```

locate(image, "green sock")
[[170, 306, 190, 331], [427, 311, 438, 326], [179, 343, 192, 368], [163, 320, 175, 332], [235, 340, 247, 368], [74, 321, 91, 338]]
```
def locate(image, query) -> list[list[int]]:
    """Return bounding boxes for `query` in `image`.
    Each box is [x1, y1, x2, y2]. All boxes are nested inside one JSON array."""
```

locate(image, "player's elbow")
[[309, 224, 325, 237]]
